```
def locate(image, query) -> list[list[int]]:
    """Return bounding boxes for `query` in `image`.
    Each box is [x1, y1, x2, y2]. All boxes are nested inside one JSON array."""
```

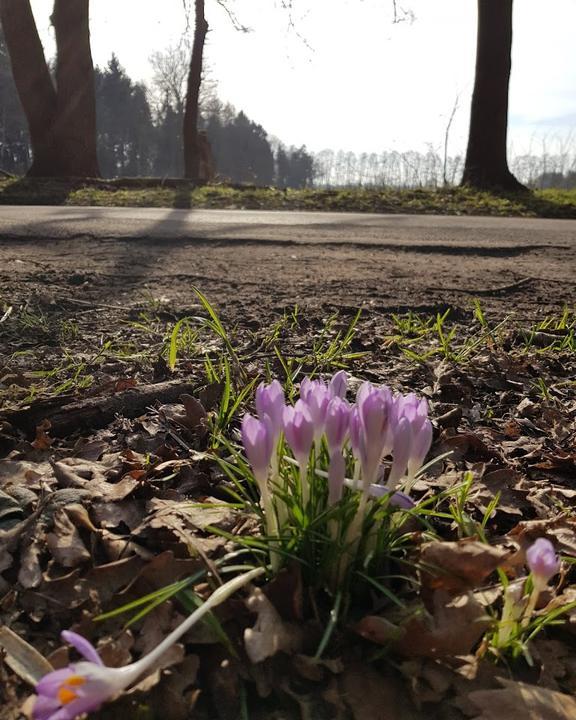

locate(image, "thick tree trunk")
[[0, 0, 58, 173], [51, 0, 100, 177], [183, 0, 208, 182], [0, 0, 99, 177], [461, 0, 527, 192]]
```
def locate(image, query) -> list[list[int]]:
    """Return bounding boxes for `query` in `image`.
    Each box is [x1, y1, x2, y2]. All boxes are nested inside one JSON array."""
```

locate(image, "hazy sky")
[[30, 0, 576, 156]]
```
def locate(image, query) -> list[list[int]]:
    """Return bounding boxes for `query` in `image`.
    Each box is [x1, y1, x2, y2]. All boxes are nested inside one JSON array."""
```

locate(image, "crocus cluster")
[[32, 568, 263, 720], [241, 372, 433, 536]]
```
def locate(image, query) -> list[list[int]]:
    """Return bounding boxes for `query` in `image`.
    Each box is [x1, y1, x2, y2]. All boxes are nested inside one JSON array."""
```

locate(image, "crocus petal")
[[255, 380, 285, 436], [329, 370, 348, 399], [324, 396, 350, 453], [355, 384, 390, 487], [241, 413, 273, 483], [48, 696, 104, 720], [526, 538, 560, 586], [301, 381, 331, 437], [407, 418, 433, 478], [32, 695, 62, 720], [61, 631, 103, 667], [36, 669, 78, 698], [387, 417, 412, 489], [353, 481, 415, 509], [283, 401, 314, 462]]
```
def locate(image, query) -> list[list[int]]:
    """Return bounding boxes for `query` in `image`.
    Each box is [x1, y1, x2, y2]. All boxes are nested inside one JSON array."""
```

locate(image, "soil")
[[0, 231, 574, 324]]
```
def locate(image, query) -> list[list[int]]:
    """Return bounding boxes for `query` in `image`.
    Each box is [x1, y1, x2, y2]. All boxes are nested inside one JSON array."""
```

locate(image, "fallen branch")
[[3, 378, 197, 438]]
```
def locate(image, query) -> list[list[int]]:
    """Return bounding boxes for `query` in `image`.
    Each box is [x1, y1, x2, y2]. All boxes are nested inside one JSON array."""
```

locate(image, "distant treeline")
[[313, 148, 576, 190], [1, 32, 574, 190]]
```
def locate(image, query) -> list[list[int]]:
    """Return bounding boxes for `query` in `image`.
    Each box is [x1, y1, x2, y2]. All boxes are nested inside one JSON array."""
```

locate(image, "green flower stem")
[[521, 583, 542, 628]]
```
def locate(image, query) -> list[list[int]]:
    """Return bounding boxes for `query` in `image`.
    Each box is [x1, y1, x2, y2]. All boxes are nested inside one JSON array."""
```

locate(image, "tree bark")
[[0, 0, 99, 177], [461, 0, 527, 192], [0, 0, 58, 174], [183, 0, 208, 182], [51, 0, 100, 177]]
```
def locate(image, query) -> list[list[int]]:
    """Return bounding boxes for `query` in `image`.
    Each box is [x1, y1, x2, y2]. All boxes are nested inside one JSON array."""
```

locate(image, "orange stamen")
[[66, 676, 86, 687], [57, 675, 86, 705], [57, 688, 77, 705]]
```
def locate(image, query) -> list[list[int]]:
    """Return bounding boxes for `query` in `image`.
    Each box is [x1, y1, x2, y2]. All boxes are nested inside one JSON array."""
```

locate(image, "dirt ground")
[[0, 230, 574, 323]]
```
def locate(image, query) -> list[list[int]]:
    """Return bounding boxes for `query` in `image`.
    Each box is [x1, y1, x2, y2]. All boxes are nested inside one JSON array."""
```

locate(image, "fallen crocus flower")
[[33, 567, 264, 720], [522, 537, 560, 627]]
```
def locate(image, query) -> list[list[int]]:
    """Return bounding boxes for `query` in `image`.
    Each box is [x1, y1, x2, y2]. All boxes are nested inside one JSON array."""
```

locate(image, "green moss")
[[1, 177, 575, 218]]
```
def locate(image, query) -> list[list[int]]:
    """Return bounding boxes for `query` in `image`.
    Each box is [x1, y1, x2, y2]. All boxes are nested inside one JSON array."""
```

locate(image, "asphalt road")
[[0, 205, 575, 250]]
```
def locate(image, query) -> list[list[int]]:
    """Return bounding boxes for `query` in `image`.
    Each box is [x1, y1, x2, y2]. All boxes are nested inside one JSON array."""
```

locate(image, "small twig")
[[61, 298, 129, 311]]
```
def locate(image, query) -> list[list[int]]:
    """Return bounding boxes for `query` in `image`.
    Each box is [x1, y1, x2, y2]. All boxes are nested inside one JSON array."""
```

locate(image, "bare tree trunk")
[[0, 0, 58, 174], [183, 0, 208, 182], [51, 0, 100, 177], [0, 0, 99, 177], [461, 0, 526, 192]]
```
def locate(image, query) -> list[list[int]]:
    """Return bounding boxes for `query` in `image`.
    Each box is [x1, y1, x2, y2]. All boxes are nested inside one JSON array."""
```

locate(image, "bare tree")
[[461, 0, 525, 191], [149, 45, 189, 116], [183, 0, 209, 181], [0, 0, 99, 176]]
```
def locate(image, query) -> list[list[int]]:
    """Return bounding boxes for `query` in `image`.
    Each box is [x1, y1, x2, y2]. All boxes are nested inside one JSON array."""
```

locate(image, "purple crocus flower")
[[324, 397, 350, 453], [526, 538, 560, 590], [387, 416, 412, 489], [255, 380, 285, 438], [34, 630, 130, 720], [325, 397, 350, 504], [407, 417, 433, 480], [283, 400, 315, 504], [241, 414, 274, 488], [33, 568, 264, 720], [300, 378, 332, 439], [354, 383, 390, 488]]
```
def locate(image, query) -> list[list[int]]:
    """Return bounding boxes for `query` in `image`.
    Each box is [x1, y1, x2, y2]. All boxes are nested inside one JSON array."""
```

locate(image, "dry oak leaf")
[[355, 590, 490, 659], [420, 540, 510, 595], [244, 587, 303, 663], [469, 678, 576, 720], [45, 507, 91, 568], [340, 662, 422, 720]]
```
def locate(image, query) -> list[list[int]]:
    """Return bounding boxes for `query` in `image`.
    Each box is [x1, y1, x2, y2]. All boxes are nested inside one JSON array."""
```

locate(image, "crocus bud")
[[241, 414, 274, 488], [407, 418, 433, 479], [356, 383, 389, 487], [329, 370, 348, 399], [324, 397, 350, 453], [282, 401, 314, 465], [526, 538, 560, 590], [300, 378, 331, 439], [255, 380, 285, 437]]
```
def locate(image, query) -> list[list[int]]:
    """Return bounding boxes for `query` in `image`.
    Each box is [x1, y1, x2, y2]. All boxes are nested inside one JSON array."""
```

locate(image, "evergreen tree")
[[95, 56, 155, 177]]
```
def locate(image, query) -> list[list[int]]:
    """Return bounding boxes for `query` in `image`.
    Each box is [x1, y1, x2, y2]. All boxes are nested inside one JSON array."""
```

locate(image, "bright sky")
[[30, 0, 576, 156]]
